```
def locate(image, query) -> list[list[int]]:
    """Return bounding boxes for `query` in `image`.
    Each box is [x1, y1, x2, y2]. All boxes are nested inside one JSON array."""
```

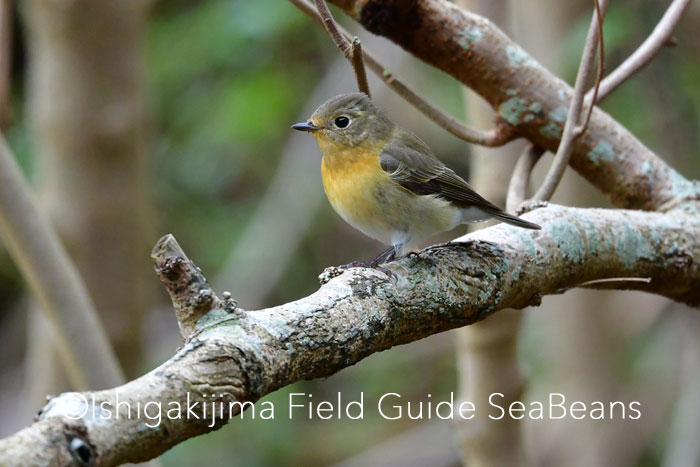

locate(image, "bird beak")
[[291, 121, 320, 132]]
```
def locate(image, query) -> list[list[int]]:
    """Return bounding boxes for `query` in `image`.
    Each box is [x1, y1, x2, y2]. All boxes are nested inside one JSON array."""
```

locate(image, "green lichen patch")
[[668, 168, 700, 200], [196, 309, 232, 330], [550, 106, 568, 123], [514, 228, 537, 257], [539, 122, 563, 139], [578, 214, 602, 255], [558, 88, 569, 102], [201, 321, 265, 355], [614, 223, 654, 268], [506, 44, 533, 68], [511, 265, 521, 282], [588, 140, 615, 166], [458, 26, 483, 50], [548, 218, 585, 263], [524, 102, 542, 122], [499, 97, 542, 125], [248, 313, 296, 340]]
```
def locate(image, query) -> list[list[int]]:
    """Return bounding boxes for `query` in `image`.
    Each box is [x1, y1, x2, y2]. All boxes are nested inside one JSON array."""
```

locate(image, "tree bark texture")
[[0, 201, 698, 465]]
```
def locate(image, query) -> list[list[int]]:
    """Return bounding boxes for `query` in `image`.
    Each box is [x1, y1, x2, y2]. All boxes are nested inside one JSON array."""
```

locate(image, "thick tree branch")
[[0, 135, 125, 390], [325, 0, 700, 211], [1, 203, 698, 465]]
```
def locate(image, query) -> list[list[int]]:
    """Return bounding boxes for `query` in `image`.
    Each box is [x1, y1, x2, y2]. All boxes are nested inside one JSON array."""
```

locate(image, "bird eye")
[[334, 116, 350, 128]]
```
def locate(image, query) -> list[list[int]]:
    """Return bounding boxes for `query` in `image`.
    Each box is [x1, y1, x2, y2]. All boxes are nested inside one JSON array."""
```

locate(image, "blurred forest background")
[[0, 0, 698, 465]]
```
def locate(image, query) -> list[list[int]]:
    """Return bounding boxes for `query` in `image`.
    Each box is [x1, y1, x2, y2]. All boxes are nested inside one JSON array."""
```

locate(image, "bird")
[[292, 93, 540, 274]]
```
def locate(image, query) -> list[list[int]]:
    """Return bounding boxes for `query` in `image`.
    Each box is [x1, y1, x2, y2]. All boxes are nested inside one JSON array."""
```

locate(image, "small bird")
[[292, 93, 540, 273]]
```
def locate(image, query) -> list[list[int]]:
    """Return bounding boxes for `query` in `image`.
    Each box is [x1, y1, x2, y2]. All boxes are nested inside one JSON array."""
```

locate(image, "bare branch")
[[533, 0, 608, 202], [152, 234, 227, 341], [589, 0, 692, 104], [1, 203, 699, 465], [314, 0, 350, 55], [580, 0, 605, 132], [376, 67, 515, 146], [289, 0, 515, 146], [325, 0, 700, 210], [576, 277, 652, 287], [0, 135, 124, 390], [313, 0, 371, 95], [506, 143, 544, 212], [350, 37, 371, 96]]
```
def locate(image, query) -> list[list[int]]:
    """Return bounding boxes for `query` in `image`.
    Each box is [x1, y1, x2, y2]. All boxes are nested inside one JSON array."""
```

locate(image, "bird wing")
[[378, 130, 502, 212]]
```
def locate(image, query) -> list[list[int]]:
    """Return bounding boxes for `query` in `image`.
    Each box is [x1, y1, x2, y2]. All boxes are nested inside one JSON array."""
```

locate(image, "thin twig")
[[377, 66, 514, 145], [588, 0, 692, 104], [313, 0, 371, 95], [314, 0, 350, 55], [0, 135, 125, 389], [506, 143, 545, 212], [580, 0, 605, 132], [290, 0, 514, 146], [577, 277, 652, 287], [533, 0, 608, 202], [350, 37, 371, 96]]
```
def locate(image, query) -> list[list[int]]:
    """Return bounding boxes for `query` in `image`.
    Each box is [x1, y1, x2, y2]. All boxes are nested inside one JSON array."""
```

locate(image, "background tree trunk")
[[23, 0, 154, 405], [454, 2, 526, 465]]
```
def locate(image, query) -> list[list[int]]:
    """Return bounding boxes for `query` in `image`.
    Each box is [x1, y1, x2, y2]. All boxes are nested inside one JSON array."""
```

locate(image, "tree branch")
[[506, 143, 544, 212], [1, 202, 698, 465], [349, 37, 371, 97], [152, 235, 228, 341], [324, 0, 700, 210], [533, 0, 607, 201], [0, 135, 125, 390], [313, 0, 372, 96], [580, 0, 605, 132], [289, 0, 515, 146], [589, 0, 692, 104]]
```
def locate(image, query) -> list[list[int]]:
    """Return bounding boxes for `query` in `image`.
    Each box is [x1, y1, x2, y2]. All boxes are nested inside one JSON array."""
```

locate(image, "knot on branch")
[[66, 426, 95, 467], [152, 234, 224, 341]]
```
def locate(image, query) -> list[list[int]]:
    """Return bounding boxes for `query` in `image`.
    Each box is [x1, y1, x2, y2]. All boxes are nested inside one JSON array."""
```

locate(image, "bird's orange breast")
[[316, 135, 462, 248], [320, 144, 389, 228]]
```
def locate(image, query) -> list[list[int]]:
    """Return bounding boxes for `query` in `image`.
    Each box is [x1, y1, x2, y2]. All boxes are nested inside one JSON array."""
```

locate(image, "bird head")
[[292, 93, 393, 150]]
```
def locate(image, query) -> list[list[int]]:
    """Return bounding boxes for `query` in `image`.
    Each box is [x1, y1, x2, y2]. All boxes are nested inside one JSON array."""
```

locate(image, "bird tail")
[[489, 210, 541, 230]]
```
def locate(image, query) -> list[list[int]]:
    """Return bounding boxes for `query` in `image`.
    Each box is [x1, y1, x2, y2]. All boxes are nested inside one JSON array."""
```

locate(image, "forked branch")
[[1, 203, 699, 465], [291, 0, 515, 146], [590, 0, 692, 104], [533, 0, 607, 202]]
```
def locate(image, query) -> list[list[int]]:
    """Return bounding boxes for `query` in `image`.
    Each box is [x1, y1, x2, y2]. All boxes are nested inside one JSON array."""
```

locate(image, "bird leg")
[[339, 245, 398, 277]]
